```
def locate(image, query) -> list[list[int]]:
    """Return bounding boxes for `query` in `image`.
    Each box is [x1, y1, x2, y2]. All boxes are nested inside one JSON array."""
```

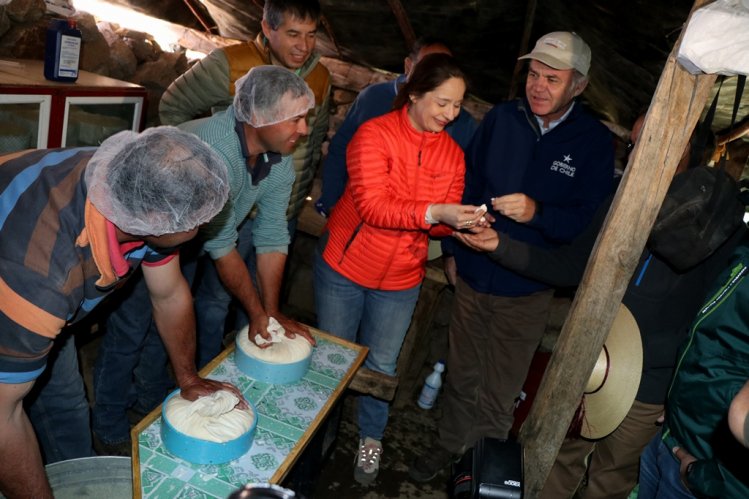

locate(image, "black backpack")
[[648, 165, 745, 271]]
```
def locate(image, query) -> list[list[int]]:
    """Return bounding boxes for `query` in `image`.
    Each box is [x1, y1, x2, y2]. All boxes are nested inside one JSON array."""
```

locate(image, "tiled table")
[[131, 329, 366, 498]]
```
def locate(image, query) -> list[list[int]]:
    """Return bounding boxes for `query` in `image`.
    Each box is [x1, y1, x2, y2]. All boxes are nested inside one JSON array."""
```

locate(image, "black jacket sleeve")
[[487, 195, 614, 287]]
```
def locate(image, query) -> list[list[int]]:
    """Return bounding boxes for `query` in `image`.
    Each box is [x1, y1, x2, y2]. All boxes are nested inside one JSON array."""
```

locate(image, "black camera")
[[451, 437, 523, 499]]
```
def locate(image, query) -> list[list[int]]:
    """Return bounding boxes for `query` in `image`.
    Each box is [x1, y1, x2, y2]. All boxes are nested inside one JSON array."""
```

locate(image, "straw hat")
[[578, 304, 643, 439]]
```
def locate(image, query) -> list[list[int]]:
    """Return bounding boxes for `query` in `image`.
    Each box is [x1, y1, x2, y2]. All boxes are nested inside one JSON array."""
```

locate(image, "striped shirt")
[[0, 148, 173, 382]]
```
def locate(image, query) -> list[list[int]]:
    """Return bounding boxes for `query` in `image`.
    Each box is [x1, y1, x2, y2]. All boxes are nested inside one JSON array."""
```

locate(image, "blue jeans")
[[26, 330, 94, 463], [92, 270, 174, 445], [639, 430, 696, 499], [313, 246, 420, 441]]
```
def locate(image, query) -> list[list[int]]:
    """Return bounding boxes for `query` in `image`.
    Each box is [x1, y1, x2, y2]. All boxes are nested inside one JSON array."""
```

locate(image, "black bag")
[[648, 165, 745, 271], [471, 438, 523, 498]]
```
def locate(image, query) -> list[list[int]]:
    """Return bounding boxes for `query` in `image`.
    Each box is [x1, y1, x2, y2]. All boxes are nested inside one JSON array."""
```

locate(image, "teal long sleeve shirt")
[[180, 106, 293, 260]]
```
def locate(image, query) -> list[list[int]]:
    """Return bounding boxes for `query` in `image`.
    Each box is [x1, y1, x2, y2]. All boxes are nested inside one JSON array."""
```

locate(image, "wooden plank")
[[349, 367, 399, 401], [394, 265, 448, 408], [320, 56, 394, 93], [518, 0, 716, 496], [0, 59, 144, 89], [717, 118, 749, 145]]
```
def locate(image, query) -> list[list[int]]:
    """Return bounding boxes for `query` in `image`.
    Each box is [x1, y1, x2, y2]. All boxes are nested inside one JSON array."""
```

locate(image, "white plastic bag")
[[677, 0, 749, 75]]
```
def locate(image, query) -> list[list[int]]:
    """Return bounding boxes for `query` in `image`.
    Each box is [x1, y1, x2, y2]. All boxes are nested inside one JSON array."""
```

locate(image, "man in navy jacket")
[[410, 31, 615, 482]]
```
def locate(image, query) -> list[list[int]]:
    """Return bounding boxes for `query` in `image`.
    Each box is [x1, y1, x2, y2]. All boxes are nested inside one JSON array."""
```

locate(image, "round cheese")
[[236, 323, 312, 364], [164, 390, 254, 443]]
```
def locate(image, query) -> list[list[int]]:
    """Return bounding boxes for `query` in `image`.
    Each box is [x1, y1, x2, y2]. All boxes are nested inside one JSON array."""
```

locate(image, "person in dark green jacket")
[[638, 238, 749, 499]]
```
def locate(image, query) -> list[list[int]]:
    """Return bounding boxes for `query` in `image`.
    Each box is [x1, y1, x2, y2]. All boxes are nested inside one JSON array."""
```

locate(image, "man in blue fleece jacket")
[[410, 31, 615, 482]]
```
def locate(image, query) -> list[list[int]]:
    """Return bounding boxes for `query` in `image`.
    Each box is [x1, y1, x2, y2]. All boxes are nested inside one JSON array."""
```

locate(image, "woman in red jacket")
[[314, 53, 486, 485]]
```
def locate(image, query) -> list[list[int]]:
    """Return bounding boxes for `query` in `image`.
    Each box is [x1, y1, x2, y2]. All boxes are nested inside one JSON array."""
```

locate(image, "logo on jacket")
[[550, 154, 576, 177]]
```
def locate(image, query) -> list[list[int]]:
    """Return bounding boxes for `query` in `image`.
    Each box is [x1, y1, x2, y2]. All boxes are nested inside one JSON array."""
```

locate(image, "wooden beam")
[[319, 14, 343, 59], [394, 260, 448, 408], [717, 118, 749, 145], [319, 56, 394, 92], [518, 0, 716, 496], [181, 0, 216, 33], [386, 0, 416, 53], [349, 367, 398, 401], [507, 0, 537, 100]]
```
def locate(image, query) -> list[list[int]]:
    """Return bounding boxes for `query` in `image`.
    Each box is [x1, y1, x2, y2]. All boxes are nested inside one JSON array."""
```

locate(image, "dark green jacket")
[[663, 235, 749, 498]]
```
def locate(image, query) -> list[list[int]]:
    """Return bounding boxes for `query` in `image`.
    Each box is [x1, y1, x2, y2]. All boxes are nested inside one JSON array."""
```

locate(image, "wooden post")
[[518, 0, 716, 496]]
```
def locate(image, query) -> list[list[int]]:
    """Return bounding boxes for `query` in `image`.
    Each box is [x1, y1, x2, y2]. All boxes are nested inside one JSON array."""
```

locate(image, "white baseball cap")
[[519, 31, 591, 76]]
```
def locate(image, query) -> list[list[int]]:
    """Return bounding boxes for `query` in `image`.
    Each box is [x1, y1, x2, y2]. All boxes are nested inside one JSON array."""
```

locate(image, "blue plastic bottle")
[[44, 18, 82, 82]]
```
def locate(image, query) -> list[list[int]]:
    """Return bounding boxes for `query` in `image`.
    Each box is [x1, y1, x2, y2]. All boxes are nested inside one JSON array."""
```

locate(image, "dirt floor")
[[304, 292, 455, 499], [308, 392, 453, 498]]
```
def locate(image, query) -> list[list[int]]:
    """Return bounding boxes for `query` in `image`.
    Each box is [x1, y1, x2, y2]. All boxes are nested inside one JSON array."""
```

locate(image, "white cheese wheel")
[[164, 390, 254, 443], [236, 319, 312, 364]]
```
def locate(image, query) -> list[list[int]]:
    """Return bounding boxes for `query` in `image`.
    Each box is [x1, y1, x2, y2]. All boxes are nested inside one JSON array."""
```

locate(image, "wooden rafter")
[[386, 0, 416, 53], [717, 119, 749, 145], [319, 14, 343, 59], [508, 0, 537, 100], [181, 0, 216, 33]]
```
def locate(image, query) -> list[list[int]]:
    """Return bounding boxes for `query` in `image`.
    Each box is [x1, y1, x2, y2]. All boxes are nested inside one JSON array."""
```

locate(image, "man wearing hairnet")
[[187, 65, 317, 356], [91, 66, 317, 455], [0, 127, 240, 499]]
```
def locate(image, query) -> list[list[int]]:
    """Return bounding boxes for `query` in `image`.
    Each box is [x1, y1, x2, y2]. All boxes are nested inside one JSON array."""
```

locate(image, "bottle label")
[[58, 34, 81, 77], [417, 384, 439, 409]]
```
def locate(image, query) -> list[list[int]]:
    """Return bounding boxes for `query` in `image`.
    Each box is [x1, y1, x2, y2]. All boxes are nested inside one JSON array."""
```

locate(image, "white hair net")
[[85, 126, 229, 236], [233, 65, 315, 127]]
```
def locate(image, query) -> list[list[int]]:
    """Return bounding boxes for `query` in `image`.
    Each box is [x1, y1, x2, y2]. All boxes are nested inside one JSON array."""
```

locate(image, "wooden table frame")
[[130, 328, 367, 497]]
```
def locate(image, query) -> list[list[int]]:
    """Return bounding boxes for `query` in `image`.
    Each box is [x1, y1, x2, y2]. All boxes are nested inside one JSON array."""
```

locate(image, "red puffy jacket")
[[322, 106, 465, 290]]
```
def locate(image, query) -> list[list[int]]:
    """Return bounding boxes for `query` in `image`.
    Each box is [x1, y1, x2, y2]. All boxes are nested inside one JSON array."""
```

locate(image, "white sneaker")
[[354, 437, 382, 485]]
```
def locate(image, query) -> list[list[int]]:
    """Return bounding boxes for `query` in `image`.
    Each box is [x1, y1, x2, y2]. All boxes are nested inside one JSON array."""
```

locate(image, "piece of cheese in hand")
[[475, 203, 488, 223], [164, 390, 254, 443]]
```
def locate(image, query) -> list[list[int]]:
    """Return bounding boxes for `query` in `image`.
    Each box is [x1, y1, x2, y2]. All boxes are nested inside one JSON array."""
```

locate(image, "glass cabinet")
[[0, 59, 147, 154]]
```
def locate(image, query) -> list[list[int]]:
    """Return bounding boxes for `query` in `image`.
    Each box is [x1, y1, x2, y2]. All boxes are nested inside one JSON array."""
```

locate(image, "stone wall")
[[0, 1, 492, 143], [0, 0, 187, 126]]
